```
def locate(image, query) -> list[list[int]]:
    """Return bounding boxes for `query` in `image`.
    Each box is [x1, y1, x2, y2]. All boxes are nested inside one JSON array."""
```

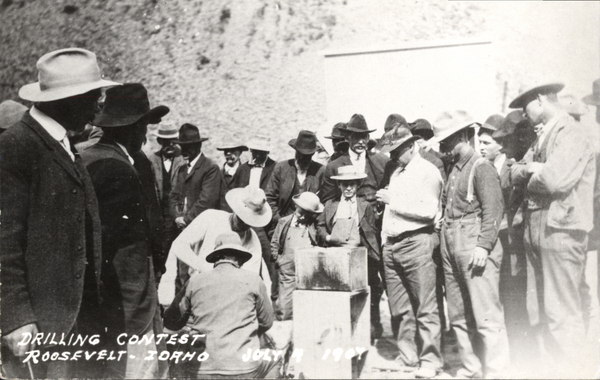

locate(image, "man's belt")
[[386, 225, 434, 244]]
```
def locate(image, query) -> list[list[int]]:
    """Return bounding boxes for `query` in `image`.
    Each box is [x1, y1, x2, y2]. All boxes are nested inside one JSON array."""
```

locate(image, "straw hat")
[[292, 192, 324, 214], [156, 124, 179, 139], [225, 186, 272, 227], [428, 110, 475, 145], [247, 136, 273, 152], [205, 232, 252, 264], [331, 165, 367, 181], [19, 48, 120, 102]]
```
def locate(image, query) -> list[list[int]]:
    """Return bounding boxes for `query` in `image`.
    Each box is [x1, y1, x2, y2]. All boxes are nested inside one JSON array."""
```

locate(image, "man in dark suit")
[[265, 130, 323, 232], [81, 83, 169, 379], [0, 48, 118, 379], [217, 142, 248, 190], [169, 123, 223, 294], [320, 114, 389, 206], [323, 122, 349, 163]]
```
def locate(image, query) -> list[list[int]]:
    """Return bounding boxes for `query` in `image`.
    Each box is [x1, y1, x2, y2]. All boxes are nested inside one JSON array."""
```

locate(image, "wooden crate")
[[293, 289, 370, 379], [295, 247, 368, 292]]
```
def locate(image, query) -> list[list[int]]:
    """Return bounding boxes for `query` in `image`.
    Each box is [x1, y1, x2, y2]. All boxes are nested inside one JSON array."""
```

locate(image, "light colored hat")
[[428, 110, 476, 145], [0, 100, 28, 130], [378, 125, 421, 154], [559, 94, 588, 116], [206, 232, 252, 264], [292, 192, 324, 214], [225, 186, 272, 228], [217, 143, 248, 152], [19, 48, 120, 102], [156, 124, 179, 139], [247, 136, 273, 152], [331, 165, 367, 181]]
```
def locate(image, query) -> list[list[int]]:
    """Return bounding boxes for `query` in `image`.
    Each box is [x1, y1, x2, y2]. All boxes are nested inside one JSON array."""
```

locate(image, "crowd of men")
[[1, 47, 599, 379]]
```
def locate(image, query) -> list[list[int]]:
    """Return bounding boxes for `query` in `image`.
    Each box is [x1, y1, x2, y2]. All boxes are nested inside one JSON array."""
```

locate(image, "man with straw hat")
[[271, 191, 323, 320], [508, 83, 596, 376], [0, 48, 119, 378], [159, 185, 273, 306], [317, 165, 384, 342], [265, 130, 323, 230], [165, 232, 279, 379], [431, 110, 508, 379], [81, 82, 170, 379], [375, 126, 444, 378]]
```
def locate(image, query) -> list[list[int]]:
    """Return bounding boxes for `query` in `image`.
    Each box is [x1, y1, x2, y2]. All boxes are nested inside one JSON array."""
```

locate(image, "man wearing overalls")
[[430, 110, 509, 379]]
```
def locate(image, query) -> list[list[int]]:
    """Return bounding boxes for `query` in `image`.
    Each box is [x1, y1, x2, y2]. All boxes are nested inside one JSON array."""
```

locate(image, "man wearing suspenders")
[[429, 111, 509, 379]]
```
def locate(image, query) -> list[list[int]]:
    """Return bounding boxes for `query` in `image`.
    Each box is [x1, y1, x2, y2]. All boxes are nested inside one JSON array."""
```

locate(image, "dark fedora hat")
[[582, 79, 600, 107], [509, 83, 564, 109], [324, 122, 347, 139], [93, 83, 169, 127], [174, 123, 209, 145], [493, 111, 524, 140], [288, 130, 318, 155], [384, 114, 407, 133], [341, 114, 376, 134], [408, 118, 433, 140]]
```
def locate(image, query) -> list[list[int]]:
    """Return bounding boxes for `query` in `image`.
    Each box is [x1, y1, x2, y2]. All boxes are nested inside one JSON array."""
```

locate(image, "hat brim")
[[508, 83, 565, 109], [225, 188, 272, 228], [427, 123, 475, 146], [156, 132, 179, 139], [247, 145, 272, 152], [379, 135, 421, 154], [582, 94, 600, 107], [174, 137, 210, 144], [331, 174, 367, 181], [93, 105, 170, 127], [292, 197, 324, 214], [340, 126, 377, 133], [217, 145, 249, 151], [19, 79, 121, 102], [288, 139, 317, 155], [206, 245, 252, 264]]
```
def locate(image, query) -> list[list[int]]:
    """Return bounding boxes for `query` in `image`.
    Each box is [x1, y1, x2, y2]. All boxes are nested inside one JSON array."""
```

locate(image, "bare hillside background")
[[1, 0, 598, 163]]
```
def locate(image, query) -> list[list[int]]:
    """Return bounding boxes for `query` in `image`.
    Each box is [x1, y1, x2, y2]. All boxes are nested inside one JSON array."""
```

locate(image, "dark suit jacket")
[[320, 152, 389, 204], [316, 198, 382, 261], [265, 159, 323, 225], [146, 150, 185, 202], [81, 138, 160, 337], [231, 157, 277, 191], [0, 112, 102, 336]]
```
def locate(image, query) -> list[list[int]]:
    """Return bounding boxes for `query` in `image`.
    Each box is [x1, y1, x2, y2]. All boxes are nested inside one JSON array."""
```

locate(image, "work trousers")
[[383, 230, 442, 371], [441, 217, 509, 379], [523, 208, 587, 373], [368, 256, 384, 329]]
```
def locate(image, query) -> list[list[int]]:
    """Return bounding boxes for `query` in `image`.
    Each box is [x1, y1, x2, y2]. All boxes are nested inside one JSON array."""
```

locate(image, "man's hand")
[[527, 162, 544, 175], [2, 323, 38, 357], [175, 216, 187, 229], [375, 189, 391, 205], [469, 247, 488, 271]]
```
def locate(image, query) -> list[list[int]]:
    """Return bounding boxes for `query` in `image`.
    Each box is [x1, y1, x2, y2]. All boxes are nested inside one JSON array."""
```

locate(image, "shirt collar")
[[30, 106, 68, 142], [455, 146, 475, 170], [342, 195, 357, 203], [224, 161, 239, 174], [115, 142, 135, 165], [188, 152, 203, 169]]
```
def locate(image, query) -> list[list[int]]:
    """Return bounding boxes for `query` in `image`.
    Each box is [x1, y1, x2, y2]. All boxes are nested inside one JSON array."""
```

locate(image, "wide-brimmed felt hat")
[[217, 143, 248, 152], [292, 192, 324, 214], [93, 83, 169, 127], [582, 79, 600, 106], [509, 83, 565, 109], [0, 100, 28, 130], [384, 114, 408, 133], [324, 122, 347, 139], [19, 48, 120, 102], [379, 125, 421, 154], [408, 118, 433, 140], [428, 110, 476, 145], [226, 186, 272, 228], [559, 94, 588, 116], [331, 165, 367, 181], [479, 114, 504, 135], [493, 110, 528, 140], [341, 114, 376, 134], [156, 124, 179, 139], [174, 123, 209, 144], [288, 130, 318, 155], [246, 136, 273, 152], [206, 232, 252, 264]]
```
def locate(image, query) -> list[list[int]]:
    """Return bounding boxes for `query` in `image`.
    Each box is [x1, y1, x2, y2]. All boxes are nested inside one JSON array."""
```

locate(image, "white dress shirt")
[[163, 156, 173, 173], [294, 161, 307, 185], [336, 195, 359, 223], [30, 106, 74, 161], [187, 153, 202, 174], [249, 163, 264, 188], [223, 161, 239, 177], [349, 150, 367, 173]]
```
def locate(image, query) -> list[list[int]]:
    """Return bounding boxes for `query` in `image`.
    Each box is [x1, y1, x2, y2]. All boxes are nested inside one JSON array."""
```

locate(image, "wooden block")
[[293, 290, 370, 379], [295, 246, 368, 291]]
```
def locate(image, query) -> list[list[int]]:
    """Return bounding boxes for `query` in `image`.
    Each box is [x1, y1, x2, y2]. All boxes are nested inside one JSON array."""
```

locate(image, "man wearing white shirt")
[[217, 143, 248, 190], [376, 126, 443, 378]]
